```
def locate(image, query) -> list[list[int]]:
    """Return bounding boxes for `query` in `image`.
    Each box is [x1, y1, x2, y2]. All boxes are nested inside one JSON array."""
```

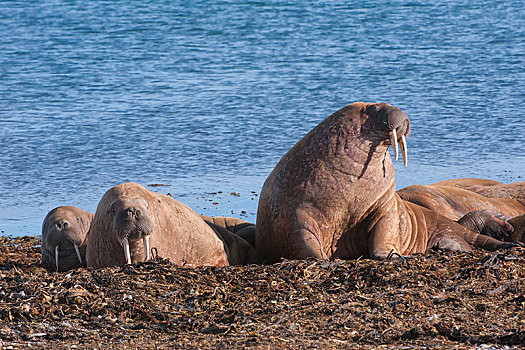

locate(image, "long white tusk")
[[123, 238, 131, 265], [400, 135, 408, 167], [143, 235, 150, 261], [74, 243, 83, 265], [55, 245, 59, 271], [390, 129, 399, 161]]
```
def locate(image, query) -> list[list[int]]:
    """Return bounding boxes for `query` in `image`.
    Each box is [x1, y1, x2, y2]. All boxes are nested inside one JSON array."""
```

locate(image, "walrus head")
[[41, 206, 92, 272], [109, 197, 154, 264], [365, 103, 410, 167]]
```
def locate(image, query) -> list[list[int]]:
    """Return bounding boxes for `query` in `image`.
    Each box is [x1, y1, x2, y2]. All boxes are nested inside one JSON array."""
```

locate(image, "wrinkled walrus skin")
[[86, 183, 260, 268], [256, 102, 511, 262], [41, 206, 94, 272]]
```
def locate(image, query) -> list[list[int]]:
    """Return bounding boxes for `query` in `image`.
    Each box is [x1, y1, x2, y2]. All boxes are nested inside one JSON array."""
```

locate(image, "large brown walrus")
[[255, 102, 514, 262], [87, 183, 262, 268], [41, 206, 94, 272]]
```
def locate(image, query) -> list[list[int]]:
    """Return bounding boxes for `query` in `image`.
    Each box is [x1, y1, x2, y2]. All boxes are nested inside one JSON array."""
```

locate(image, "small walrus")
[[87, 183, 262, 268], [41, 206, 94, 272], [256, 102, 514, 262]]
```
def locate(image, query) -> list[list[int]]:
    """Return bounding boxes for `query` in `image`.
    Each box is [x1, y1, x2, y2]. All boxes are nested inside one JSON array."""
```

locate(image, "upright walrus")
[[256, 102, 513, 262], [41, 206, 94, 272], [87, 182, 262, 268]]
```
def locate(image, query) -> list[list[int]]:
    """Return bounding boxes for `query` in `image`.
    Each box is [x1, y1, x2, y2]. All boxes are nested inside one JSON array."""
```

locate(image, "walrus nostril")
[[56, 222, 62, 230], [63, 221, 69, 229]]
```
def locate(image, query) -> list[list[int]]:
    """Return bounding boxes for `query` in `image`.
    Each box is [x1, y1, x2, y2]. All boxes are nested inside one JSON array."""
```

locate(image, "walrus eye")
[[109, 203, 116, 214]]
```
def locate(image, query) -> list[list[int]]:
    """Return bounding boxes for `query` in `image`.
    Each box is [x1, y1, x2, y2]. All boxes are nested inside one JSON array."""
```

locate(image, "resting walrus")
[[256, 102, 513, 262], [87, 183, 262, 268], [397, 184, 525, 221], [41, 206, 94, 272], [396, 179, 525, 240]]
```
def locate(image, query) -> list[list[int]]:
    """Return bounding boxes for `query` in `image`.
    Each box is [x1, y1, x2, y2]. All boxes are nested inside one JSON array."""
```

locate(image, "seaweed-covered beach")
[[1, 236, 524, 349]]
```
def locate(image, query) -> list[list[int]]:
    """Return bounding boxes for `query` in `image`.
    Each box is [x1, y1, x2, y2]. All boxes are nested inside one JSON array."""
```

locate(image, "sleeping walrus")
[[87, 183, 262, 268], [256, 102, 514, 262], [41, 206, 94, 272]]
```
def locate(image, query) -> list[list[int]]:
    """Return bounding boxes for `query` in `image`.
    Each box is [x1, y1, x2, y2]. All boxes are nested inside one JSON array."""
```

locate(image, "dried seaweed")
[[0, 236, 524, 349]]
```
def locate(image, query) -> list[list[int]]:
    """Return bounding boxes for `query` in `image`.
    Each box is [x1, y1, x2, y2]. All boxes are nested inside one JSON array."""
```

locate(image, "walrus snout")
[[112, 200, 154, 264], [367, 103, 410, 166], [44, 226, 85, 271]]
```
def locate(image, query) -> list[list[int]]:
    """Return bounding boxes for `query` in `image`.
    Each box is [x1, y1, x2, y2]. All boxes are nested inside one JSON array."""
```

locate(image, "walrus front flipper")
[[457, 210, 514, 241], [431, 218, 517, 253], [205, 220, 265, 265]]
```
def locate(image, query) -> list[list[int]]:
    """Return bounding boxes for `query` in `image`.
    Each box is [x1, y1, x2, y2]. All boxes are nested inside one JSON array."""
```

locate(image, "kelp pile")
[[0, 236, 524, 349]]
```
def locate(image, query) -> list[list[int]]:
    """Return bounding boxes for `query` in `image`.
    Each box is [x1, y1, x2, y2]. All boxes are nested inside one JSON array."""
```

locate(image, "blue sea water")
[[0, 0, 524, 236]]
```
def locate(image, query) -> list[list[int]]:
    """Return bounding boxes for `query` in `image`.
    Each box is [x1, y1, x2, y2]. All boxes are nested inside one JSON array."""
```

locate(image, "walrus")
[[87, 183, 262, 268], [431, 178, 503, 191], [41, 206, 94, 272], [430, 178, 525, 200], [397, 179, 525, 240], [200, 215, 256, 247], [397, 184, 525, 221], [255, 102, 514, 262]]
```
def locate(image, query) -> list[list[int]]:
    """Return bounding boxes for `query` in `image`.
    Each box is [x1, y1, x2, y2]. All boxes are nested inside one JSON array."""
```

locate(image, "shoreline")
[[1, 235, 524, 349]]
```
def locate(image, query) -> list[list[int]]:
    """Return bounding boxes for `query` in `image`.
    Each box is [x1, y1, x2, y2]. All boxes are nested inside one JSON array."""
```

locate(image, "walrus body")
[[41, 206, 93, 272], [256, 102, 510, 262], [397, 185, 525, 221], [87, 183, 261, 268], [430, 178, 525, 200], [200, 216, 263, 265]]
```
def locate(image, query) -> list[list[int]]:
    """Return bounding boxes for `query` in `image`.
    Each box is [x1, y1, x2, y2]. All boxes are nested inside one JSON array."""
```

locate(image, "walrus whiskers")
[[143, 235, 150, 260], [73, 243, 82, 265], [122, 238, 132, 264], [390, 128, 399, 161]]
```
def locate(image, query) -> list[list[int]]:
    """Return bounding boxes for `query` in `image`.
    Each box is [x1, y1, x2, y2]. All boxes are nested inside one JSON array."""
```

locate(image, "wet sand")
[[1, 236, 524, 349]]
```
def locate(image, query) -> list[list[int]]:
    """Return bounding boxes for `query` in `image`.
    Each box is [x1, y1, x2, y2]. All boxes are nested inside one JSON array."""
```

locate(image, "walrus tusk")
[[74, 243, 82, 265], [390, 129, 399, 161], [143, 235, 150, 261], [400, 135, 408, 167], [55, 245, 59, 271], [123, 238, 131, 264]]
